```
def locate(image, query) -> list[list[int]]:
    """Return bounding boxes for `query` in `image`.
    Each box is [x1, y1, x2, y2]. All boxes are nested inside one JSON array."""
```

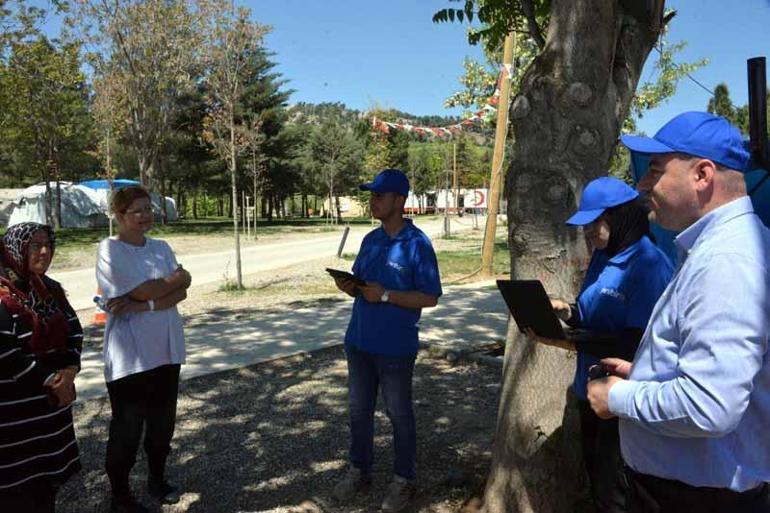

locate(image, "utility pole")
[[480, 32, 515, 278]]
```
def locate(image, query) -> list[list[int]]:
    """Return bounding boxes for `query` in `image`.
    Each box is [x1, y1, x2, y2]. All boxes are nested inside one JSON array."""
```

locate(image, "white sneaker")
[[332, 466, 371, 502], [381, 475, 416, 512]]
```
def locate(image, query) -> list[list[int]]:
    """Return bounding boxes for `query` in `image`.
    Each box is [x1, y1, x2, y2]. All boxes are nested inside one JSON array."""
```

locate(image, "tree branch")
[[520, 0, 545, 49], [662, 9, 676, 29]]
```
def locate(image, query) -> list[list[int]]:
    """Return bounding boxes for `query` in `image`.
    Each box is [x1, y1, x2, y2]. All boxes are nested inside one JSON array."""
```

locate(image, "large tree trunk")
[[482, 2, 664, 513]]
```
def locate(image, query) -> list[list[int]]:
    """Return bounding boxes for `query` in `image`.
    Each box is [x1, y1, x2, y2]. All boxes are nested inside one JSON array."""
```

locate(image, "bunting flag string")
[[370, 63, 513, 139]]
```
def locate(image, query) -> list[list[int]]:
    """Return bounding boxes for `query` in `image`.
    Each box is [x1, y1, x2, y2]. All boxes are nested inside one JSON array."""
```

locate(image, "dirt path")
[[58, 347, 500, 513]]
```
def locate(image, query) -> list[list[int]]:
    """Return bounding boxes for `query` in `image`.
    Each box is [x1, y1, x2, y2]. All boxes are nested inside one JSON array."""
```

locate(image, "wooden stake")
[[480, 33, 515, 277]]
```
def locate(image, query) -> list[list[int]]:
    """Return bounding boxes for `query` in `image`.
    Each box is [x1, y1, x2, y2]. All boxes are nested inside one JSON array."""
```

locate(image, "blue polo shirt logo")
[[387, 260, 408, 273], [600, 287, 625, 301]]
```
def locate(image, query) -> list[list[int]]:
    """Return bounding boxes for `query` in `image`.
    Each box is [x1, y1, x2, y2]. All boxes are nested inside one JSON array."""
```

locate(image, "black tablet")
[[496, 280, 567, 340], [326, 268, 367, 287]]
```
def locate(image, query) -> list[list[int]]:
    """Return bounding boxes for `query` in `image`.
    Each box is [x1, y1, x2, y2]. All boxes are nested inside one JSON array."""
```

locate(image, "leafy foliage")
[[628, 38, 708, 132], [433, 0, 550, 53], [0, 33, 96, 190], [706, 82, 769, 137], [75, 0, 203, 185]]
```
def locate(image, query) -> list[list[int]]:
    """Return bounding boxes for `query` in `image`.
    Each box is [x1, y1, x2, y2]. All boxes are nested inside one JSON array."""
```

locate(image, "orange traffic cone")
[[93, 287, 107, 325]]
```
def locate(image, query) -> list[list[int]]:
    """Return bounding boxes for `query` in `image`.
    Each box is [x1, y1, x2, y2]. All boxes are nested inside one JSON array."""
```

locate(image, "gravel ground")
[[60, 226, 503, 512], [56, 346, 501, 513]]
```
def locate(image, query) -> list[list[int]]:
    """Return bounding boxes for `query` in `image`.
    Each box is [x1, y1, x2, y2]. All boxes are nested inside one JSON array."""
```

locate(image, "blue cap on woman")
[[566, 177, 639, 226]]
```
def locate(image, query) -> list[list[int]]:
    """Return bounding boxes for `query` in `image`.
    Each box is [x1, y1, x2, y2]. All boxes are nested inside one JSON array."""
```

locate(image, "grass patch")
[[436, 239, 510, 282], [184, 227, 508, 313], [217, 280, 251, 293]]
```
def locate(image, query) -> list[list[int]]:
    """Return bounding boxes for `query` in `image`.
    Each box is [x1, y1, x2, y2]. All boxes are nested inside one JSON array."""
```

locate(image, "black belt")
[[623, 466, 769, 513]]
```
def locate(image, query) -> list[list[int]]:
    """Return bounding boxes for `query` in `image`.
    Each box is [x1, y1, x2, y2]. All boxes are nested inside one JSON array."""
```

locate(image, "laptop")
[[496, 280, 567, 340]]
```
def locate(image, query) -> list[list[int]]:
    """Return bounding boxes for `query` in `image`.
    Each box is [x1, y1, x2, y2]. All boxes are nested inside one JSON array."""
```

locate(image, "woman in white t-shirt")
[[96, 186, 191, 513]]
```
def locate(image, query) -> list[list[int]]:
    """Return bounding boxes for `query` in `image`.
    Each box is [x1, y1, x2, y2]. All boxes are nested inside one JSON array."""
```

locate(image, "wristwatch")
[[380, 290, 390, 303]]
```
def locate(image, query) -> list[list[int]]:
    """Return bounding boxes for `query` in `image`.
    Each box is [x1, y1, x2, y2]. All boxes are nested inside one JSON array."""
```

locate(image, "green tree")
[[75, 0, 201, 187], [0, 35, 96, 225], [630, 38, 708, 131], [237, 45, 293, 221], [305, 118, 363, 223], [200, 0, 270, 288], [435, 2, 684, 512], [705, 84, 769, 143]]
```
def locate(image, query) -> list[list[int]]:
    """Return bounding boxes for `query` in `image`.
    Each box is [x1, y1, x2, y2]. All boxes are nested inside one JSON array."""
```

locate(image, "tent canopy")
[[79, 179, 141, 190], [79, 179, 179, 222], [7, 183, 108, 228]]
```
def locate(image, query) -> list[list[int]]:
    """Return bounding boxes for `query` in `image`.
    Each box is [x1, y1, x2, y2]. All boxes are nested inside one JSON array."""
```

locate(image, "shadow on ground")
[[58, 344, 501, 513]]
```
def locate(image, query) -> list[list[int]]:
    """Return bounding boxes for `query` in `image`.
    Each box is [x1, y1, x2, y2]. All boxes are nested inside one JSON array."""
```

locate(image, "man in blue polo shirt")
[[587, 112, 770, 512], [332, 168, 442, 513]]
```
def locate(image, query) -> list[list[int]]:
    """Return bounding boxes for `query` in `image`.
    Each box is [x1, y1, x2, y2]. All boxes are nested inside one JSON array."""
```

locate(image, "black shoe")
[[147, 478, 181, 504], [110, 494, 150, 513]]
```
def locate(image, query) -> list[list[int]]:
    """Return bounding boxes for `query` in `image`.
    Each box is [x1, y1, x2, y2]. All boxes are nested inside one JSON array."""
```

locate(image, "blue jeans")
[[345, 345, 417, 481]]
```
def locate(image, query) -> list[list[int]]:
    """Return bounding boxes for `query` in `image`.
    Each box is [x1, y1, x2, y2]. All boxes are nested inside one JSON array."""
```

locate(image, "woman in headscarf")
[[530, 177, 674, 513], [0, 222, 82, 512], [96, 186, 190, 513]]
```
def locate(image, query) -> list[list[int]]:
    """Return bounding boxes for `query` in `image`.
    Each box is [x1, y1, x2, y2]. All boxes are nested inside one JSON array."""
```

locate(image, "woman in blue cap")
[[531, 176, 673, 513]]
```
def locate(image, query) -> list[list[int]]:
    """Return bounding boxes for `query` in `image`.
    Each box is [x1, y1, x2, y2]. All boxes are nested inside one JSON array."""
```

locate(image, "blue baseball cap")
[[621, 111, 750, 171], [359, 168, 410, 196], [566, 177, 638, 226]]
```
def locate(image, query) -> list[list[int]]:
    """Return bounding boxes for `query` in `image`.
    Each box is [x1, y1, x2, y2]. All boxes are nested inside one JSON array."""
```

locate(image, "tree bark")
[[335, 195, 342, 224], [138, 150, 155, 188], [230, 106, 243, 289], [54, 178, 62, 229], [41, 170, 53, 228], [482, 2, 664, 513], [159, 174, 168, 225]]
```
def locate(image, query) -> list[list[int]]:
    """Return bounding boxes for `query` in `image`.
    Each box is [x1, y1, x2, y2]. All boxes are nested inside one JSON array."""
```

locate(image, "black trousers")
[[105, 364, 180, 497], [626, 468, 770, 513], [578, 400, 627, 513], [0, 478, 56, 513]]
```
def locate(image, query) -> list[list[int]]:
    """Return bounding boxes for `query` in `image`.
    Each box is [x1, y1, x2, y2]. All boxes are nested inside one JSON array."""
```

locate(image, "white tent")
[[0, 189, 24, 227], [7, 183, 109, 228], [82, 185, 179, 222]]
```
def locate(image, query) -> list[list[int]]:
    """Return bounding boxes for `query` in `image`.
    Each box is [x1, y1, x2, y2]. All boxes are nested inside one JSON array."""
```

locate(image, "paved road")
[[74, 281, 509, 401], [51, 216, 485, 311]]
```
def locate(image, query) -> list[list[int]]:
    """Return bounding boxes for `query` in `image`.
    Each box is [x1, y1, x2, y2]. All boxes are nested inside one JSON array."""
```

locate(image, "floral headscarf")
[[0, 222, 69, 353]]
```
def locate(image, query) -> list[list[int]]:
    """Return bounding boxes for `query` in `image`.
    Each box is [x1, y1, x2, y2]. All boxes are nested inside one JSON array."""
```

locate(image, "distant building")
[[405, 188, 491, 215]]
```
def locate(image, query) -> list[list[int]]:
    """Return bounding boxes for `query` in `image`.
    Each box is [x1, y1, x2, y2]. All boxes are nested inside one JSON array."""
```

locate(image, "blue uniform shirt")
[[609, 197, 770, 491], [573, 235, 673, 400], [345, 219, 443, 357]]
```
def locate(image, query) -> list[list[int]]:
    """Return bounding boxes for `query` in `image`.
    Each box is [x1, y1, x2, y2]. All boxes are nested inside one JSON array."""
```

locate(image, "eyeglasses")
[[29, 241, 52, 252], [125, 205, 153, 215]]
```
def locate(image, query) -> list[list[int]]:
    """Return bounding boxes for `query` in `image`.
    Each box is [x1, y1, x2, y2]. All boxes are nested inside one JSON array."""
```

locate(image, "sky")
[[29, 0, 770, 128], [245, 0, 485, 117], [245, 0, 770, 131], [635, 0, 770, 134]]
